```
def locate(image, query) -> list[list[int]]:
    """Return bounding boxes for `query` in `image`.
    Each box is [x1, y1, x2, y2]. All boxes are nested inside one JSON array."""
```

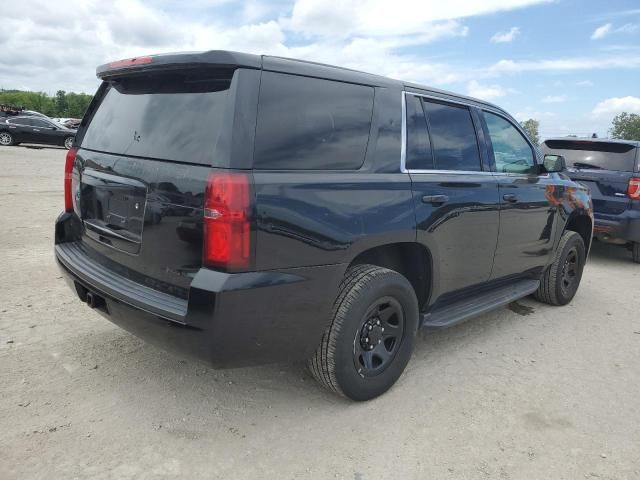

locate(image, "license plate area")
[[80, 169, 147, 254]]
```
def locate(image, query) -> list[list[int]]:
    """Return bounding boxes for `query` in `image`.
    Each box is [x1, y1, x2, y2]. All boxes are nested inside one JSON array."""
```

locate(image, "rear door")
[[541, 140, 637, 215], [73, 67, 256, 296], [404, 93, 500, 300]]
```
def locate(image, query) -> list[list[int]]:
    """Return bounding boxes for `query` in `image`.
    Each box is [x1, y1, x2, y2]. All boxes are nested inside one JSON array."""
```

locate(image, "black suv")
[[55, 51, 593, 400], [0, 115, 76, 149], [542, 138, 639, 262]]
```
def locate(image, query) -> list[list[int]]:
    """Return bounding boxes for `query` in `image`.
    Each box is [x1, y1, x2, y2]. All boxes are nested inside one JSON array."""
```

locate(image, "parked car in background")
[[55, 51, 593, 401], [64, 119, 81, 129], [542, 138, 640, 263], [0, 115, 75, 149]]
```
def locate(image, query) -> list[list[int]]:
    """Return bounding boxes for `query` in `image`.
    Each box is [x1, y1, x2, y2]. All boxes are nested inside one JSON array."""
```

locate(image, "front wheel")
[[308, 264, 419, 401], [0, 131, 15, 146], [64, 136, 74, 150], [534, 231, 586, 306]]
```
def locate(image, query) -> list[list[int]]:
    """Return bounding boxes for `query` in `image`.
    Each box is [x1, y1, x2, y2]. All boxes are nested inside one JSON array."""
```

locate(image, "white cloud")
[[490, 26, 520, 43], [592, 96, 640, 117], [486, 55, 640, 75], [286, 0, 548, 37], [616, 23, 639, 34], [542, 95, 567, 103], [576, 80, 594, 86], [466, 80, 507, 100], [591, 23, 612, 40]]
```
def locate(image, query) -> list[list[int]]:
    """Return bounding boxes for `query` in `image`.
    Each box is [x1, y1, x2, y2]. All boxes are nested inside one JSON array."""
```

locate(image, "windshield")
[[81, 69, 233, 164], [542, 139, 637, 172]]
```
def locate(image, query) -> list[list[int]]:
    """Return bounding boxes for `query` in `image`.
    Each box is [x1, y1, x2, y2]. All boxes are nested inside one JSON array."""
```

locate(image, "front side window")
[[30, 119, 49, 128], [484, 111, 535, 174], [422, 100, 482, 171], [254, 72, 374, 170]]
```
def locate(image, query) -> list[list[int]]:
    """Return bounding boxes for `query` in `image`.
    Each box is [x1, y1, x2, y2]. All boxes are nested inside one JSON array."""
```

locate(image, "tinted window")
[[254, 72, 374, 170], [484, 111, 535, 174], [81, 69, 232, 164], [542, 140, 637, 171], [422, 100, 481, 171], [30, 119, 50, 128], [8, 118, 32, 126], [405, 94, 433, 170]]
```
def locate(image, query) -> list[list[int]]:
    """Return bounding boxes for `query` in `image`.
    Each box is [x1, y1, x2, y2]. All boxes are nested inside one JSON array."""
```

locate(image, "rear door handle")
[[422, 194, 449, 205], [503, 194, 518, 203]]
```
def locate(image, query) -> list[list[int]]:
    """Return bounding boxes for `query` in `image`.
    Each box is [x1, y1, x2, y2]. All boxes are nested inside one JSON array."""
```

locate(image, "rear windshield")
[[542, 139, 637, 171], [81, 69, 233, 164]]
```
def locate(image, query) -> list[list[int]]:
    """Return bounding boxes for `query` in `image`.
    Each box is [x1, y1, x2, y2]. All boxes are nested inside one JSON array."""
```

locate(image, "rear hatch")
[[542, 139, 638, 215], [73, 67, 235, 298]]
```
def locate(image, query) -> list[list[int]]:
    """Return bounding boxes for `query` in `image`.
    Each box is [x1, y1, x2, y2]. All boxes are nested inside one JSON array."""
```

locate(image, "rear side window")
[[8, 118, 31, 126], [81, 69, 233, 164], [422, 100, 481, 171], [253, 72, 374, 170], [542, 140, 637, 171], [405, 94, 433, 170]]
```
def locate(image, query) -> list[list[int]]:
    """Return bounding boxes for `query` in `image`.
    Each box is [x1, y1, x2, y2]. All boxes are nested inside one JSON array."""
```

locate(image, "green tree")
[[0, 89, 92, 118], [609, 112, 640, 141], [55, 90, 68, 117], [520, 118, 540, 145]]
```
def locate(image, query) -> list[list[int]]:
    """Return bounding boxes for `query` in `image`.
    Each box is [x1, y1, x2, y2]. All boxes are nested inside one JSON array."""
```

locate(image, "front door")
[[404, 93, 500, 303], [481, 110, 558, 279]]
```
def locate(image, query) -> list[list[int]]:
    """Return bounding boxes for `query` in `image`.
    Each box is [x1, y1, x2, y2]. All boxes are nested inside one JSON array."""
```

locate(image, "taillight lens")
[[203, 172, 252, 271], [64, 147, 78, 212], [629, 177, 640, 200]]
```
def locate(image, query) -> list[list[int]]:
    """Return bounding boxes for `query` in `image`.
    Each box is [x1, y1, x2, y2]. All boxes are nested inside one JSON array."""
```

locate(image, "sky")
[[2, 0, 640, 138]]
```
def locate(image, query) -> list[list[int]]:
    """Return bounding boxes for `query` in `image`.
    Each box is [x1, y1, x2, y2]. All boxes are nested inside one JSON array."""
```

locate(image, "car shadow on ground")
[[588, 239, 634, 265]]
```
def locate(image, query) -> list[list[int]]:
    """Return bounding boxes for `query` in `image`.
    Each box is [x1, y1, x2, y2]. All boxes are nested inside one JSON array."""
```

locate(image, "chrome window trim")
[[400, 91, 490, 175]]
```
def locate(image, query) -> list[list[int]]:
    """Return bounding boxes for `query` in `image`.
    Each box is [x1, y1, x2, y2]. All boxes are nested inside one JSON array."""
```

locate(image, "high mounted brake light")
[[108, 56, 153, 69], [628, 177, 640, 200], [203, 172, 252, 271], [64, 147, 78, 212]]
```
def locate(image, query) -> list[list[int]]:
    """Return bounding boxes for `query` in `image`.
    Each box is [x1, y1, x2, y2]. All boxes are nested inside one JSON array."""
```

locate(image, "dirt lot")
[[1, 146, 639, 480]]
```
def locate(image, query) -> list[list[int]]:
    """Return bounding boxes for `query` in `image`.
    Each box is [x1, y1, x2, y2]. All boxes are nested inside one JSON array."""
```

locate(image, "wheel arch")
[[564, 213, 593, 254], [347, 242, 432, 311]]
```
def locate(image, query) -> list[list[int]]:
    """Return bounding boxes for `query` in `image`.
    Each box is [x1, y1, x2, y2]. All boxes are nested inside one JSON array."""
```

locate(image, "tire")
[[632, 242, 640, 264], [534, 231, 586, 306], [308, 264, 419, 401], [64, 136, 74, 150], [0, 131, 15, 146]]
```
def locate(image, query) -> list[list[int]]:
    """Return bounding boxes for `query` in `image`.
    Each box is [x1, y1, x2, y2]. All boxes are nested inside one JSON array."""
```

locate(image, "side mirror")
[[543, 154, 566, 173]]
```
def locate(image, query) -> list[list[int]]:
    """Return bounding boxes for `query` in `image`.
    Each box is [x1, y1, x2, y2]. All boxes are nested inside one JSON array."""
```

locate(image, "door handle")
[[503, 194, 518, 203], [422, 194, 449, 205]]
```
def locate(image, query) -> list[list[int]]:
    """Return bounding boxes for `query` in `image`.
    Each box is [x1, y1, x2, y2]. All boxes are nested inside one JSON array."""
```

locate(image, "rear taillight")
[[628, 177, 640, 200], [64, 147, 78, 212], [203, 172, 252, 271]]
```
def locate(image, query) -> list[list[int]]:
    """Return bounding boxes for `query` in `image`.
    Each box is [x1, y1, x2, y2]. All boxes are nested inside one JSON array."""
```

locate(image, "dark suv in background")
[[55, 51, 592, 400], [542, 138, 640, 262]]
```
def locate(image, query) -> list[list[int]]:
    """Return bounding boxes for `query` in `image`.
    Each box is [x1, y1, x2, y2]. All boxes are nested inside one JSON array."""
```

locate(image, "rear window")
[[81, 69, 233, 164], [253, 72, 374, 170], [543, 140, 637, 171]]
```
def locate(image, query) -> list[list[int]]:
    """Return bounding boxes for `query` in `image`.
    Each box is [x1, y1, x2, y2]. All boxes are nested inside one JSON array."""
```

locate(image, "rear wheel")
[[64, 136, 74, 150], [0, 131, 15, 146], [308, 264, 419, 401], [534, 231, 586, 306], [632, 242, 640, 264]]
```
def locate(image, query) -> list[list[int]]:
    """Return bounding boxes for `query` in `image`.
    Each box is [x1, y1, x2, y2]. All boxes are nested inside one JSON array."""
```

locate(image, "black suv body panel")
[[55, 50, 593, 367]]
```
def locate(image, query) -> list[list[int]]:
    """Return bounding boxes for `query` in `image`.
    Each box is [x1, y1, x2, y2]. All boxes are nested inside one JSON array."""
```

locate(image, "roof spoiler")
[[96, 50, 262, 79]]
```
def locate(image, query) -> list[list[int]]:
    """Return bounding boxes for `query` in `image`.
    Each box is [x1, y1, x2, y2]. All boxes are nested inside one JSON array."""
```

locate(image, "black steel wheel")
[[534, 231, 586, 306], [309, 264, 419, 401]]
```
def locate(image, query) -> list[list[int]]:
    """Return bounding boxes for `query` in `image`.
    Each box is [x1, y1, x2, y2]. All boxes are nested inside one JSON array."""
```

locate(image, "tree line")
[[520, 113, 640, 145], [0, 89, 93, 118]]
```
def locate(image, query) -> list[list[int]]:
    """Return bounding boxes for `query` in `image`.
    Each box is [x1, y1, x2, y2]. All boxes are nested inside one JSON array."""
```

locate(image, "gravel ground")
[[1, 146, 639, 480]]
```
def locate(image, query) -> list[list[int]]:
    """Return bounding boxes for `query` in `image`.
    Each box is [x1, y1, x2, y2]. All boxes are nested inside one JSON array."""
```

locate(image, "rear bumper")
[[55, 231, 345, 368], [593, 209, 640, 243]]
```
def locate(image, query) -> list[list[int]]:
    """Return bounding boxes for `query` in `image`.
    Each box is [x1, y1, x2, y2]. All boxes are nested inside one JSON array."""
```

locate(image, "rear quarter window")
[[253, 72, 374, 170], [542, 140, 637, 172]]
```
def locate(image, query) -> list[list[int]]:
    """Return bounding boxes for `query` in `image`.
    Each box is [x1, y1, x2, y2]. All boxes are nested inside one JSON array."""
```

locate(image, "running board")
[[420, 279, 540, 329]]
